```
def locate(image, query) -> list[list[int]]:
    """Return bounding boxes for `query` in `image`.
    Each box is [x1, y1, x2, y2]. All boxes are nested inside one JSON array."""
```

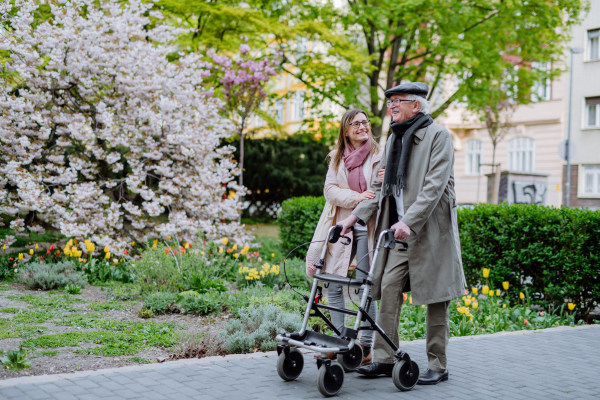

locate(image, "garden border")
[[1, 324, 598, 387]]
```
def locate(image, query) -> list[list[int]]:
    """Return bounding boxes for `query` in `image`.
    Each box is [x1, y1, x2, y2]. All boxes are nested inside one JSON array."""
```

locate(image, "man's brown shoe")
[[360, 344, 372, 366]]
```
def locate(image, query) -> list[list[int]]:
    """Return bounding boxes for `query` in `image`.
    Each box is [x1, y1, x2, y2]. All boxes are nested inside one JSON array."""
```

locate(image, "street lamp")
[[565, 47, 584, 207]]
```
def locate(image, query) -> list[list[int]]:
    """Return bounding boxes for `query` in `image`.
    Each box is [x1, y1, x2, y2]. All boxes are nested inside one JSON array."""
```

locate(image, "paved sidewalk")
[[1, 325, 599, 400]]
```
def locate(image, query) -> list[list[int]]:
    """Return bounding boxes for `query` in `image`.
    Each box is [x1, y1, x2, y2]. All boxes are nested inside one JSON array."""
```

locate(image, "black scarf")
[[382, 112, 433, 197]]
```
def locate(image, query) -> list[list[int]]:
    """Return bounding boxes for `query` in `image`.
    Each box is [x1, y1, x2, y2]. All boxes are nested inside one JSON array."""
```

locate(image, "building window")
[[582, 165, 600, 196], [274, 99, 284, 125], [588, 28, 600, 61], [508, 137, 535, 172], [293, 91, 305, 121], [465, 140, 482, 175], [531, 62, 551, 101], [585, 96, 600, 128]]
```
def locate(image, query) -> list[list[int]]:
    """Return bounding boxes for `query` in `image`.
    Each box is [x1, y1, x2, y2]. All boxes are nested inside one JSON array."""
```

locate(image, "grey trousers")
[[326, 229, 378, 347], [372, 245, 450, 372]]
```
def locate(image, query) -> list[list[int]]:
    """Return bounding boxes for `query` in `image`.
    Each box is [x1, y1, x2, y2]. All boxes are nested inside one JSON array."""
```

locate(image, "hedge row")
[[278, 199, 600, 317]]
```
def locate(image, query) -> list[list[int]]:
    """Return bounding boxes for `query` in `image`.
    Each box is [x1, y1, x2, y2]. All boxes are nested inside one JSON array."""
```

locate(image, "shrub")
[[278, 196, 326, 258], [280, 257, 312, 290], [458, 204, 600, 317], [142, 292, 178, 314], [0, 255, 16, 280], [221, 304, 302, 353], [176, 291, 221, 315], [133, 247, 226, 294], [84, 259, 134, 284], [17, 261, 87, 290]]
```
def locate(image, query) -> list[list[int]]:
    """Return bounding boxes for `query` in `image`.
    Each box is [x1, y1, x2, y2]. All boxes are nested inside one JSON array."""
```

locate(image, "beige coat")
[[353, 122, 466, 305], [323, 149, 382, 277]]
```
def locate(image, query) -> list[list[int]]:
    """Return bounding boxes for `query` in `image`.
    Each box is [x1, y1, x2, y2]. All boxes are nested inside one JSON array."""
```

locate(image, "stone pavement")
[[1, 325, 599, 400]]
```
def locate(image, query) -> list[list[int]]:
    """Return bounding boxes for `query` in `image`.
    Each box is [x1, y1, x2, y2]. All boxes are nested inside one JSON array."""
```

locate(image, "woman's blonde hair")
[[330, 109, 379, 171]]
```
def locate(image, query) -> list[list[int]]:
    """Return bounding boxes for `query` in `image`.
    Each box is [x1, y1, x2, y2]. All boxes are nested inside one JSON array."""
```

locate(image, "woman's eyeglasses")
[[349, 121, 370, 128], [386, 99, 415, 107]]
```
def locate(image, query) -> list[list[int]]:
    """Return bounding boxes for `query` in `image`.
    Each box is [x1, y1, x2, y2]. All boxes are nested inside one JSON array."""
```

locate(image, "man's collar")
[[414, 125, 428, 141]]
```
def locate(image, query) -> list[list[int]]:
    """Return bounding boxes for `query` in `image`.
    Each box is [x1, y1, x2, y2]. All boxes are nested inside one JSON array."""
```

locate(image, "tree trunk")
[[239, 131, 244, 187], [491, 141, 498, 204]]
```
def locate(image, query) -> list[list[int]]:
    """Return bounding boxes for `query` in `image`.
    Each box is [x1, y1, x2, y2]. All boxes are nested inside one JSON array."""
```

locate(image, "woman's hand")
[[378, 168, 385, 182], [358, 190, 376, 202]]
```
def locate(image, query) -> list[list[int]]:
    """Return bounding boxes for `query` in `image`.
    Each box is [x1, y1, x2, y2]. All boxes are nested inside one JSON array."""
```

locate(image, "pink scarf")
[[343, 140, 371, 193]]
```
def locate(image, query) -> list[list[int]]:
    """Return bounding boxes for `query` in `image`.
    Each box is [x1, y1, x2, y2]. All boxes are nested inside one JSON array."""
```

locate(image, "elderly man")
[[338, 82, 466, 385]]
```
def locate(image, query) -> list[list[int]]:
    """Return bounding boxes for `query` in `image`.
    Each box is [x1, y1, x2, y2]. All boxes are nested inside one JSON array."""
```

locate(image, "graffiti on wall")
[[512, 182, 547, 205]]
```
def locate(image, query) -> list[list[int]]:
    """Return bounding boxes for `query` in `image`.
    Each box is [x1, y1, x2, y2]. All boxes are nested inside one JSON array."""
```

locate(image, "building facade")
[[562, 0, 600, 209]]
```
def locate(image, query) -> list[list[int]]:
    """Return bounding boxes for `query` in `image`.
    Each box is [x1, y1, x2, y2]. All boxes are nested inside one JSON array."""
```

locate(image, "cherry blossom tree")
[[0, 0, 251, 255]]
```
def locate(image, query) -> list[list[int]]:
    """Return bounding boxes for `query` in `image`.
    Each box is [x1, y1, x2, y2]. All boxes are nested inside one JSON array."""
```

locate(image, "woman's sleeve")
[[324, 164, 361, 209]]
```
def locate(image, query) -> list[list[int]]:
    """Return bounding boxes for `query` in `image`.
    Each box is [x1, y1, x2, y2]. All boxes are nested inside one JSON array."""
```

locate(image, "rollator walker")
[[276, 225, 420, 397]]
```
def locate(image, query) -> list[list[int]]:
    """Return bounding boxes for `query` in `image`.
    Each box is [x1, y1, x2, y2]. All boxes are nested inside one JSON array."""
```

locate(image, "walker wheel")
[[337, 345, 363, 372], [316, 361, 345, 397], [277, 348, 304, 381], [392, 360, 420, 391]]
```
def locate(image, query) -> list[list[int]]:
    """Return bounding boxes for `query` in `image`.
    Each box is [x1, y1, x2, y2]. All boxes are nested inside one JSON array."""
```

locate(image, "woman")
[[322, 108, 381, 366]]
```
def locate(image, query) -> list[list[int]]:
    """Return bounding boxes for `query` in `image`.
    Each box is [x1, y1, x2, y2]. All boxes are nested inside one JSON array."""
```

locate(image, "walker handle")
[[383, 229, 408, 251], [328, 225, 354, 245]]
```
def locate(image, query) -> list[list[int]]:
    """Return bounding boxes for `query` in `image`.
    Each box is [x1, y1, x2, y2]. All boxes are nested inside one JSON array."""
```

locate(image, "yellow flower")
[[73, 239, 78, 245], [152, 243, 157, 249], [167, 236, 171, 240], [29, 249, 33, 255], [64, 248, 71, 256], [472, 287, 478, 294], [67, 239, 73, 247], [245, 276, 252, 280], [462, 296, 466, 300], [132, 241, 135, 246], [488, 291, 494, 297], [234, 253, 239, 258], [240, 245, 250, 255], [496, 289, 501, 297], [271, 253, 275, 258], [502, 281, 509, 290], [409, 297, 412, 305], [2, 245, 5, 250], [153, 239, 158, 245], [519, 292, 525, 299], [105, 252, 111, 259], [472, 301, 478, 309], [238, 267, 243, 274], [260, 270, 265, 277], [113, 259, 118, 265], [503, 304, 507, 308], [232, 244, 238, 251], [104, 246, 109, 253], [184, 242, 190, 249], [567, 303, 575, 311], [35, 244, 39, 250], [464, 299, 471, 306], [18, 253, 23, 260], [482, 286, 489, 295], [200, 251, 205, 257], [467, 295, 472, 300], [482, 268, 490, 278], [222, 237, 228, 246], [218, 247, 223, 254]]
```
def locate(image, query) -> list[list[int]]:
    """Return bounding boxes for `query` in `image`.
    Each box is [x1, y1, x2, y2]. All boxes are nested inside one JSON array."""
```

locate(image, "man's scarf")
[[382, 112, 433, 197]]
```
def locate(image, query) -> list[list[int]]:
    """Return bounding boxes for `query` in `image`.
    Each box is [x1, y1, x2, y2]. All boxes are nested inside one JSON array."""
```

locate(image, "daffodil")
[[502, 281, 509, 290], [567, 303, 575, 311], [482, 268, 490, 278], [472, 287, 478, 294], [153, 239, 158, 245], [496, 289, 501, 296], [472, 301, 478, 309], [519, 292, 525, 299], [465, 299, 471, 306], [234, 253, 239, 258], [67, 239, 73, 247], [482, 286, 489, 295], [218, 247, 224, 254], [152, 243, 157, 249], [222, 237, 228, 246], [73, 239, 78, 245], [488, 291, 494, 297], [232, 244, 238, 251], [462, 296, 466, 300]]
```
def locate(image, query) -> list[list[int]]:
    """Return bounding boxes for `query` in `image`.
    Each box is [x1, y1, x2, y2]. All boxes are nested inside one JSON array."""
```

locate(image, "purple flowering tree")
[[209, 43, 278, 187]]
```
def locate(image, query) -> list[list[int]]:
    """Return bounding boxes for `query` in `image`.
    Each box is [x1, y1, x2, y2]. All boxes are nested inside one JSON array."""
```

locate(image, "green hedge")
[[277, 197, 600, 317], [459, 204, 600, 317], [278, 196, 326, 258]]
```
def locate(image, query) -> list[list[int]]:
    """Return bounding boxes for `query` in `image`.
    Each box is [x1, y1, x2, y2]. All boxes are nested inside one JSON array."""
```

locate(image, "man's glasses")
[[349, 120, 370, 128], [386, 99, 416, 107]]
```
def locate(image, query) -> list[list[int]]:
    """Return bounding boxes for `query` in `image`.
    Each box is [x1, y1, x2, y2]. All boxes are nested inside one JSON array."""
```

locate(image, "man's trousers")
[[371, 245, 450, 372]]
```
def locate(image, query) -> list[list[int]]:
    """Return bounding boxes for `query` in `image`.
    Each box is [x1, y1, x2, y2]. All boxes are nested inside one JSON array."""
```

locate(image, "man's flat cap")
[[385, 82, 429, 98]]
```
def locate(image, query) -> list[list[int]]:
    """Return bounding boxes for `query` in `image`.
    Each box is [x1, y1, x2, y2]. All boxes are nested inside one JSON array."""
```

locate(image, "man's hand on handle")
[[391, 221, 411, 240], [339, 214, 358, 236]]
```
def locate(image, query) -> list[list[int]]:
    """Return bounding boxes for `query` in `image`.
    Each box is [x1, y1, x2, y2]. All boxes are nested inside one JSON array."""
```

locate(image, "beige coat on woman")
[[323, 149, 382, 277], [353, 122, 466, 305]]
